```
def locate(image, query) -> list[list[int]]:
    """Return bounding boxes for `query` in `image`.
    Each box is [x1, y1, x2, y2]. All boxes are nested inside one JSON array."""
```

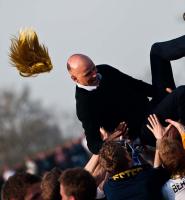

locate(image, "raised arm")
[[147, 114, 171, 168], [165, 119, 185, 148]]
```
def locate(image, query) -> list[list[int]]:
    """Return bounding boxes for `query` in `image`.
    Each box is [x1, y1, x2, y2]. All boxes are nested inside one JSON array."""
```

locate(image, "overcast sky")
[[0, 0, 185, 112]]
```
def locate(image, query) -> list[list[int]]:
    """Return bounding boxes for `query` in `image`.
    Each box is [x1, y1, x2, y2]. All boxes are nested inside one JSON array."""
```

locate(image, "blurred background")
[[0, 0, 185, 188]]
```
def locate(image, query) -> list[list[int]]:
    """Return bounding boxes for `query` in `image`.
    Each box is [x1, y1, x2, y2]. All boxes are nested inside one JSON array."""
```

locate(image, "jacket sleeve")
[[76, 101, 103, 154], [105, 64, 156, 97]]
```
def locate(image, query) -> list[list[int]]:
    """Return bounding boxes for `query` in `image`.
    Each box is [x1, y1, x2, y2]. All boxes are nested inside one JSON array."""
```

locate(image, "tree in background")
[[0, 86, 62, 165]]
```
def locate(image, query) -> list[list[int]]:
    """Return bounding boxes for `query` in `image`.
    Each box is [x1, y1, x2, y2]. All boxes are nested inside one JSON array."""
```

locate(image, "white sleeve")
[[96, 187, 105, 199]]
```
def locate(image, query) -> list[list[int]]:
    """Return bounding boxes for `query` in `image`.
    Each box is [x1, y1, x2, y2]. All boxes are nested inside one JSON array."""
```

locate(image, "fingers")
[[166, 123, 172, 130], [121, 127, 129, 139], [165, 119, 179, 128], [115, 122, 127, 135], [166, 119, 185, 134], [115, 121, 127, 131], [164, 124, 172, 134], [146, 124, 153, 132], [166, 87, 173, 93], [107, 122, 128, 142], [99, 127, 106, 134], [121, 122, 128, 137], [106, 130, 122, 142], [147, 114, 162, 137], [147, 114, 159, 128], [148, 116, 155, 128], [100, 127, 109, 141], [153, 114, 160, 124]]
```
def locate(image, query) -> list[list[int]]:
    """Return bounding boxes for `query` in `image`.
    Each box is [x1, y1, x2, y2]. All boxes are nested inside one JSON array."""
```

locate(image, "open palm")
[[147, 114, 171, 139]]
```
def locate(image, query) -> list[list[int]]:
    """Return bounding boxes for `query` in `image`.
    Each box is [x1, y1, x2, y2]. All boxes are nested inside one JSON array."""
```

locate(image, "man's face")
[[71, 64, 98, 86], [25, 183, 43, 200], [60, 184, 74, 200]]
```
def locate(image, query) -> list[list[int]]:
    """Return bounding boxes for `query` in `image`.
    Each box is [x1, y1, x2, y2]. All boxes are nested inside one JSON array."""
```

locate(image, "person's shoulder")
[[96, 64, 115, 70], [75, 86, 91, 100], [145, 167, 170, 184], [96, 64, 125, 75]]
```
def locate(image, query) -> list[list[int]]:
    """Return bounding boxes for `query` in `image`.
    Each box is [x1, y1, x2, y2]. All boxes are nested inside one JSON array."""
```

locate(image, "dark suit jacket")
[[75, 65, 155, 153]]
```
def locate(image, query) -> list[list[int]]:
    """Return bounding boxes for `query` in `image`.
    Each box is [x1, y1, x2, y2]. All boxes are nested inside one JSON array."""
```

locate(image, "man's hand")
[[100, 127, 110, 141], [166, 87, 173, 93], [147, 114, 171, 139], [100, 122, 128, 142]]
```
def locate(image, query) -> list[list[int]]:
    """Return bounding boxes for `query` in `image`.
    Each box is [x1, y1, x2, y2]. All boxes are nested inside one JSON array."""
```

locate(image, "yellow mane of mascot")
[[9, 28, 53, 77]]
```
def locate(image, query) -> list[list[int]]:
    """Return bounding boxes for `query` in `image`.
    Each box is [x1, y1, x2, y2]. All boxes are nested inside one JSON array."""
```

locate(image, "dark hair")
[[41, 167, 62, 200], [1, 172, 41, 200], [99, 141, 132, 174], [59, 168, 96, 200], [67, 63, 71, 71]]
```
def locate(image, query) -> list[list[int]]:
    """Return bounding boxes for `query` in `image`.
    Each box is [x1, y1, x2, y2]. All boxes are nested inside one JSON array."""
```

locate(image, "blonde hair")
[[9, 28, 53, 77]]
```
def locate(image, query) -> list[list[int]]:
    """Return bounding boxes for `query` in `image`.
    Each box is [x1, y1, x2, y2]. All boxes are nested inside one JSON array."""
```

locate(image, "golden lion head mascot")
[[9, 28, 53, 77]]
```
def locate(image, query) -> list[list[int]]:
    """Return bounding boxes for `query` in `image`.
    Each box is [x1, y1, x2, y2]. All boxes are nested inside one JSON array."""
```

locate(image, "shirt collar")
[[77, 73, 102, 91]]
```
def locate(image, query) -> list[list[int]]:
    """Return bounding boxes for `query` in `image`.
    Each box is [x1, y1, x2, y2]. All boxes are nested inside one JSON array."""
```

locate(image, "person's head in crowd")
[[67, 54, 99, 86], [41, 167, 62, 200], [59, 168, 97, 200], [99, 141, 132, 175], [158, 137, 185, 177], [2, 164, 15, 181], [163, 125, 182, 142], [25, 156, 38, 175], [1, 172, 42, 200]]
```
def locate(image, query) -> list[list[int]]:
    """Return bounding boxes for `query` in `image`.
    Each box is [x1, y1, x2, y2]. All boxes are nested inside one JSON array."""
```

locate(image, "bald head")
[[67, 54, 98, 86], [67, 54, 94, 72]]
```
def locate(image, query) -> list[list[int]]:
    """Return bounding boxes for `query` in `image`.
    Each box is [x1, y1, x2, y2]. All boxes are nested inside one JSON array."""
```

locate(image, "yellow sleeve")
[[181, 133, 185, 149]]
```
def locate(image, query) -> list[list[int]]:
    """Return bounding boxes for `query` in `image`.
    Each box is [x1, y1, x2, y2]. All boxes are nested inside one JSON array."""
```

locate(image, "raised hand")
[[100, 122, 128, 142], [100, 127, 110, 141], [147, 114, 171, 139], [165, 119, 185, 136]]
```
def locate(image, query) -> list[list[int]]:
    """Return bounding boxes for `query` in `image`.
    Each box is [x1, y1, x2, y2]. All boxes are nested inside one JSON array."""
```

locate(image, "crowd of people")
[[0, 137, 90, 199], [1, 34, 185, 200], [1, 117, 185, 200]]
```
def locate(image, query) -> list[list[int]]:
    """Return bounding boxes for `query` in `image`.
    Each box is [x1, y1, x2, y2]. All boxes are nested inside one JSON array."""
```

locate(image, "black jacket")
[[76, 65, 155, 153]]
